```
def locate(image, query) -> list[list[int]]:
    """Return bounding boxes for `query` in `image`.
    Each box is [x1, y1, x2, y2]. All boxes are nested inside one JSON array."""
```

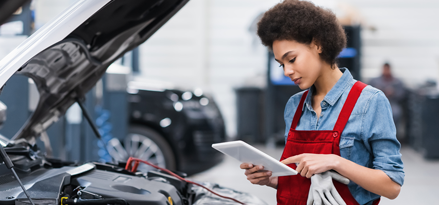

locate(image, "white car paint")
[[0, 0, 111, 89]]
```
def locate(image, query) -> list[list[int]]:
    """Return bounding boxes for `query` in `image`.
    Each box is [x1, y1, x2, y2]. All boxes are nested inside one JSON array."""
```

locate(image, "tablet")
[[212, 140, 297, 177]]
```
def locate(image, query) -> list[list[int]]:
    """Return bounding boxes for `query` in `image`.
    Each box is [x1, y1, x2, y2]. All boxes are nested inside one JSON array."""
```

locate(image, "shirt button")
[[333, 132, 338, 138]]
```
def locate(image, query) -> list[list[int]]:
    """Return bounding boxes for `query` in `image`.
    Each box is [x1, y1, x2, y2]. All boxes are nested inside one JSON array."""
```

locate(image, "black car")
[[123, 80, 226, 175], [0, 0, 267, 204]]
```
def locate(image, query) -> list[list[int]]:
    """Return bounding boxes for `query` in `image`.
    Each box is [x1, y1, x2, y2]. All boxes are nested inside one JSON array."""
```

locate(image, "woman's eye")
[[289, 57, 296, 63], [279, 64, 284, 68]]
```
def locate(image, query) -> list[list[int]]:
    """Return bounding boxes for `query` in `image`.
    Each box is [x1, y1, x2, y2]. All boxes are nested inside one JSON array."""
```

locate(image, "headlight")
[[200, 97, 209, 106], [173, 102, 183, 112]]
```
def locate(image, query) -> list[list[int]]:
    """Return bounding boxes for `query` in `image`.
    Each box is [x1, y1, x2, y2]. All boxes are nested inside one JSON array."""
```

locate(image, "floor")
[[190, 144, 439, 205]]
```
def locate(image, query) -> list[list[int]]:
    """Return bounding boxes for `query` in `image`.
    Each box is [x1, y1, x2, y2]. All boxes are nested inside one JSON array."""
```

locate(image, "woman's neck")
[[313, 65, 343, 97]]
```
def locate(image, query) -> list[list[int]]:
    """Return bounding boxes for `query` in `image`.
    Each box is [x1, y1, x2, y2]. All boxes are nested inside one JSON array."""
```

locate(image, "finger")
[[249, 180, 264, 185], [281, 155, 301, 165], [247, 171, 272, 180], [306, 167, 314, 178], [240, 163, 253, 169], [244, 165, 264, 175], [267, 171, 272, 177], [316, 190, 331, 205], [307, 186, 314, 205], [330, 187, 346, 205], [296, 161, 305, 175], [324, 189, 338, 205], [307, 197, 314, 205], [247, 169, 271, 179], [300, 165, 309, 177], [248, 177, 267, 184], [247, 172, 272, 184], [328, 171, 349, 185], [313, 190, 322, 205], [244, 165, 262, 174]]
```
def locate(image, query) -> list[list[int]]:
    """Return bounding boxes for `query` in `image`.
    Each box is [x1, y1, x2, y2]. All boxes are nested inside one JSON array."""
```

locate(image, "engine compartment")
[[0, 142, 266, 205], [0, 145, 192, 205]]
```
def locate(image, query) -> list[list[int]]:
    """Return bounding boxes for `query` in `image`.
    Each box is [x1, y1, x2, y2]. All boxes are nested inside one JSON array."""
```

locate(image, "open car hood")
[[0, 0, 188, 143]]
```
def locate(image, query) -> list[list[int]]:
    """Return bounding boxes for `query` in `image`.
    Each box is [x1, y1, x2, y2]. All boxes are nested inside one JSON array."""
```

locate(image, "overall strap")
[[291, 90, 309, 130], [333, 81, 367, 134]]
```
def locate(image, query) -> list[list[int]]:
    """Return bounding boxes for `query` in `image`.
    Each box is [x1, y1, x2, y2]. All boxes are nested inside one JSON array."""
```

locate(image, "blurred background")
[[1, 0, 439, 204]]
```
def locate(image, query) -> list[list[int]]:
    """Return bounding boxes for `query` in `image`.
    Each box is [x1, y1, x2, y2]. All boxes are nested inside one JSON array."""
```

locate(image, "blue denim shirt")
[[284, 68, 404, 205]]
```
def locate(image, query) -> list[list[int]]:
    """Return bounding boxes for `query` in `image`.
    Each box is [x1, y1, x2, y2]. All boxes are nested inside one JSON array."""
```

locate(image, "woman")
[[240, 1, 404, 204]]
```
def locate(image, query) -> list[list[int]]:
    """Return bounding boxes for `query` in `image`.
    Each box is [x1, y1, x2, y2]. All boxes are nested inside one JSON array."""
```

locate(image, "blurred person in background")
[[369, 63, 406, 134], [240, 0, 404, 204]]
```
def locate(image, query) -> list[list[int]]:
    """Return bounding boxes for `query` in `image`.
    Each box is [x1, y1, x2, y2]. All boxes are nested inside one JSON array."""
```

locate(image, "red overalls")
[[277, 81, 380, 205]]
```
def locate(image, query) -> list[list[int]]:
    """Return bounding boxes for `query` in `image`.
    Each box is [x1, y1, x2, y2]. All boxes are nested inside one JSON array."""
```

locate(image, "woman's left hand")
[[281, 154, 341, 178]]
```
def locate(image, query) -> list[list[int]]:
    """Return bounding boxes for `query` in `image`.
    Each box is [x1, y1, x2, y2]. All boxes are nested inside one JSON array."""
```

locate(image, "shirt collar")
[[304, 68, 354, 110]]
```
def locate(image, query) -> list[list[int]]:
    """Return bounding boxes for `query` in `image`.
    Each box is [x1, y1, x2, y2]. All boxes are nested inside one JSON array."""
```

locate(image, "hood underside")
[[9, 0, 188, 142]]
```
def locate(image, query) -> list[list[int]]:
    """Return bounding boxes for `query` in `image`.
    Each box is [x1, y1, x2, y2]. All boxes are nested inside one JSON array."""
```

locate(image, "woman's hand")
[[240, 163, 278, 189], [281, 154, 341, 178]]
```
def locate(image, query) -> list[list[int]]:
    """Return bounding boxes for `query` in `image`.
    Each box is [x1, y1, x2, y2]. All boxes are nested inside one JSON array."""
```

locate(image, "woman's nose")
[[284, 66, 294, 76]]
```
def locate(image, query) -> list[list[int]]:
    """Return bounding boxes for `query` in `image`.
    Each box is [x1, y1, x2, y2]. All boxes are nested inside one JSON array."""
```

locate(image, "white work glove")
[[307, 171, 350, 205]]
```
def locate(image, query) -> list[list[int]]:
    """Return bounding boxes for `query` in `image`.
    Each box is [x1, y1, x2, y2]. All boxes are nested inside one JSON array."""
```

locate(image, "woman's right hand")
[[240, 163, 278, 189]]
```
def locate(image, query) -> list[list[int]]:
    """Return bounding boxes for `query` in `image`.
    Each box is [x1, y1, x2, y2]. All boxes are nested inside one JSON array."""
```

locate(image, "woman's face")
[[272, 39, 324, 90]]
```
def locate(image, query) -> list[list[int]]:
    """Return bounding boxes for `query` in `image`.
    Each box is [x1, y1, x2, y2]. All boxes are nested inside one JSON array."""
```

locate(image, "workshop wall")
[[351, 0, 439, 87], [139, 0, 278, 138], [139, 0, 439, 139]]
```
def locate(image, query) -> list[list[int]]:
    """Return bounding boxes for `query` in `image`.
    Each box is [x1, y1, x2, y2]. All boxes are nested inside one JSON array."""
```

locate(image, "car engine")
[[0, 141, 266, 205]]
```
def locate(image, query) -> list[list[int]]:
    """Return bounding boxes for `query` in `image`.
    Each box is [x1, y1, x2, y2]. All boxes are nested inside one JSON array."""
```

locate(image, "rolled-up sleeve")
[[361, 90, 405, 186]]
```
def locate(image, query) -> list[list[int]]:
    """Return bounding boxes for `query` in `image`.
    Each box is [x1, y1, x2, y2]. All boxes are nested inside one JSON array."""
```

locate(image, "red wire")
[[125, 157, 245, 204]]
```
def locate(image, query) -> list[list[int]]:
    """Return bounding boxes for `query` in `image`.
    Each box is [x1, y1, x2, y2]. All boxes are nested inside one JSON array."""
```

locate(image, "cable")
[[0, 145, 35, 205], [125, 157, 245, 205]]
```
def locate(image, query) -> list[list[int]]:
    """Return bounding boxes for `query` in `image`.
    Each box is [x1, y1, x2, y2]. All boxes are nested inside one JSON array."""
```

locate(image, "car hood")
[[0, 0, 188, 143]]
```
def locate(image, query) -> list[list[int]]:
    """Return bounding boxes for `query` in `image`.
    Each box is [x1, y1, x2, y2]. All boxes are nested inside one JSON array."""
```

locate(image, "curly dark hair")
[[257, 0, 346, 66]]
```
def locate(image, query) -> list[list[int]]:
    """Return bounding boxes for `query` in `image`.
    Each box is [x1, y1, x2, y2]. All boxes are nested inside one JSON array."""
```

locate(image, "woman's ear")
[[311, 39, 323, 54]]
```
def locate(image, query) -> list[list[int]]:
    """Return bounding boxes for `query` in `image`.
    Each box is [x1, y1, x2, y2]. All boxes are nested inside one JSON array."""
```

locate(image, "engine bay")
[[0, 141, 266, 205]]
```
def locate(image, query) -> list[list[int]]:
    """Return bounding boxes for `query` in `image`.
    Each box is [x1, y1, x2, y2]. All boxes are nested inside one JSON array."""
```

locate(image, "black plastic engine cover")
[[0, 166, 74, 205], [72, 169, 182, 205]]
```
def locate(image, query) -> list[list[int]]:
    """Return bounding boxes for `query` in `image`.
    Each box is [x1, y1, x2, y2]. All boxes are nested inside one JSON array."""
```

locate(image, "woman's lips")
[[293, 77, 301, 84]]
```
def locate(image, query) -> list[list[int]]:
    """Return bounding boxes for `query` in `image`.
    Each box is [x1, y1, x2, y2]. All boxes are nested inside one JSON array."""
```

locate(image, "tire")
[[124, 125, 176, 172]]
